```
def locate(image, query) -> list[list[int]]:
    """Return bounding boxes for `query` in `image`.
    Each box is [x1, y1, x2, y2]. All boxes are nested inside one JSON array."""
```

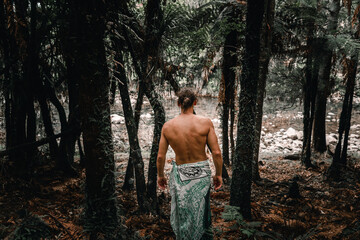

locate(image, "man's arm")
[[206, 119, 223, 190], [157, 125, 169, 189]]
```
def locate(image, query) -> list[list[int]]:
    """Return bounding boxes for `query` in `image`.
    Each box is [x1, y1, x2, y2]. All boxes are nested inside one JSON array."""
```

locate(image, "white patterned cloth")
[[170, 160, 213, 240]]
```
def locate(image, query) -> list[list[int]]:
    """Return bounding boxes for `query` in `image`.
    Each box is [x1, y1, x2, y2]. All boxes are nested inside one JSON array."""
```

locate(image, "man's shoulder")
[[162, 118, 176, 130], [195, 115, 211, 122]]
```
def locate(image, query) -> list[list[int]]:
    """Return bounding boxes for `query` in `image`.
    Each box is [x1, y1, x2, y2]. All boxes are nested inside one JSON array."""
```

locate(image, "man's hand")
[[158, 176, 167, 190], [213, 176, 222, 190]]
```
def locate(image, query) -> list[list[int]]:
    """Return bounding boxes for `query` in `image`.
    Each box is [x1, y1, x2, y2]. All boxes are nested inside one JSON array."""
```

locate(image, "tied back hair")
[[177, 88, 197, 110]]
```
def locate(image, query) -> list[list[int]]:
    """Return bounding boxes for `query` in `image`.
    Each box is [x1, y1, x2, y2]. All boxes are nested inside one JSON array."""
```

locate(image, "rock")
[[111, 114, 124, 124], [328, 112, 335, 116], [296, 131, 303, 140], [350, 124, 360, 130], [141, 113, 152, 119], [293, 140, 302, 147], [261, 131, 265, 136], [330, 133, 338, 139], [326, 134, 338, 145], [350, 134, 359, 139], [285, 127, 298, 140]]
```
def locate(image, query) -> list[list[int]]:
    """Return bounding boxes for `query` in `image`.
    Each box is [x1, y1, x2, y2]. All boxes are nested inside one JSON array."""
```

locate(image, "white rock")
[[111, 114, 124, 124], [261, 131, 265, 136], [350, 124, 360, 130], [350, 134, 359, 139], [328, 112, 335, 116], [142, 113, 152, 119], [326, 134, 338, 145], [293, 140, 303, 147], [330, 133, 338, 139], [280, 128, 285, 132], [285, 127, 298, 140], [212, 118, 221, 124], [296, 131, 304, 140]]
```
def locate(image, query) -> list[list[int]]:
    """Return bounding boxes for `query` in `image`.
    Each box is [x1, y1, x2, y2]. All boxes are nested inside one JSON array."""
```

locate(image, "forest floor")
[[1, 97, 360, 239], [0, 154, 359, 239]]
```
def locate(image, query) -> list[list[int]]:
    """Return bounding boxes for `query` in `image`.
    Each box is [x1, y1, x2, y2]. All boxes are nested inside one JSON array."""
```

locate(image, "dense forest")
[[0, 0, 359, 239]]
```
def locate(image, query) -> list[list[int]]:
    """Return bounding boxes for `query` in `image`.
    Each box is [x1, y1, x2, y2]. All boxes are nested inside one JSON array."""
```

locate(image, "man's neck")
[[181, 107, 194, 115]]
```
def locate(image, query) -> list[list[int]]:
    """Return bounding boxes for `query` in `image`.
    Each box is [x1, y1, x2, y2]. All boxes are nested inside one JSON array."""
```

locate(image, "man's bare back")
[[156, 90, 223, 190], [162, 114, 212, 165]]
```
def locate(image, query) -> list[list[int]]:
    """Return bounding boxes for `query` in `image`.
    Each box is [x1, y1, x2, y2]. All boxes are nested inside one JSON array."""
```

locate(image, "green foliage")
[[6, 215, 54, 240], [221, 205, 265, 239], [266, 58, 304, 106]]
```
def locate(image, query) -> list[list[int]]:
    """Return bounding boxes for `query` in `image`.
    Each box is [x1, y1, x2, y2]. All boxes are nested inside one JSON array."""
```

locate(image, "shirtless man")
[[157, 88, 223, 240]]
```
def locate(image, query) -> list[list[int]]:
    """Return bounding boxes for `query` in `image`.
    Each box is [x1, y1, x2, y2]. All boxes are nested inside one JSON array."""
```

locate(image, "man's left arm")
[[157, 126, 169, 190]]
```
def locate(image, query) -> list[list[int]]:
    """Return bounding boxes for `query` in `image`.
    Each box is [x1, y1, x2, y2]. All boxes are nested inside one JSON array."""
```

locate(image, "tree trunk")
[[75, 1, 118, 237], [301, 24, 318, 168], [115, 50, 147, 210], [230, 0, 265, 220], [253, 0, 275, 181], [313, 0, 341, 152], [61, 0, 82, 170], [144, 81, 166, 213], [38, 97, 59, 162], [142, 0, 165, 213], [221, 6, 239, 166], [329, 53, 358, 179], [229, 101, 236, 164]]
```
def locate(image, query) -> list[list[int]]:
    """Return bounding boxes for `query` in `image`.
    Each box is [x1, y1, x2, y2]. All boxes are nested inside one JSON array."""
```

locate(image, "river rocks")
[[111, 114, 124, 124], [326, 134, 338, 145], [285, 127, 298, 140]]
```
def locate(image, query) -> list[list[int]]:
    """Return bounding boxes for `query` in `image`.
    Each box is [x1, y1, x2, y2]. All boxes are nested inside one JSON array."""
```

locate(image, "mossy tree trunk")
[[253, 0, 275, 181], [230, 0, 265, 220], [141, 0, 166, 214], [74, 1, 118, 237]]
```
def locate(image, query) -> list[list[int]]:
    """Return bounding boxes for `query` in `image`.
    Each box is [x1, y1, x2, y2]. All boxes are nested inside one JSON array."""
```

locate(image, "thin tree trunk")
[[38, 97, 59, 162], [230, 0, 265, 220], [142, 0, 165, 213], [253, 0, 275, 181], [229, 101, 236, 164], [115, 50, 147, 209], [221, 8, 238, 166], [301, 25, 318, 168], [329, 53, 357, 179], [144, 80, 165, 213]]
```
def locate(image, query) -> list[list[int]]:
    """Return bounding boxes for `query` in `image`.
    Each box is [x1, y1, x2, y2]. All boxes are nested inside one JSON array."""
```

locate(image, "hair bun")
[[177, 88, 197, 110]]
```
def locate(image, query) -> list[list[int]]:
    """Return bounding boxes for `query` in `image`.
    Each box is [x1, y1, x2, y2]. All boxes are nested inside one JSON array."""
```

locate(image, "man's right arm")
[[206, 119, 223, 190], [157, 124, 169, 190]]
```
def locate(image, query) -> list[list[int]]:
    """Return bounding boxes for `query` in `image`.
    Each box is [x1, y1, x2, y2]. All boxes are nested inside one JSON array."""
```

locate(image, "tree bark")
[[313, 0, 341, 153], [142, 0, 165, 213], [115, 50, 147, 209], [74, 1, 118, 237], [329, 53, 358, 179], [221, 5, 239, 166], [230, 0, 265, 220], [301, 23, 319, 168], [253, 0, 275, 181]]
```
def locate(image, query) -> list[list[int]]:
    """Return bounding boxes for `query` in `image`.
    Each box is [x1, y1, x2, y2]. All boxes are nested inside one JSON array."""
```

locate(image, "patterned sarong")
[[170, 160, 213, 240]]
